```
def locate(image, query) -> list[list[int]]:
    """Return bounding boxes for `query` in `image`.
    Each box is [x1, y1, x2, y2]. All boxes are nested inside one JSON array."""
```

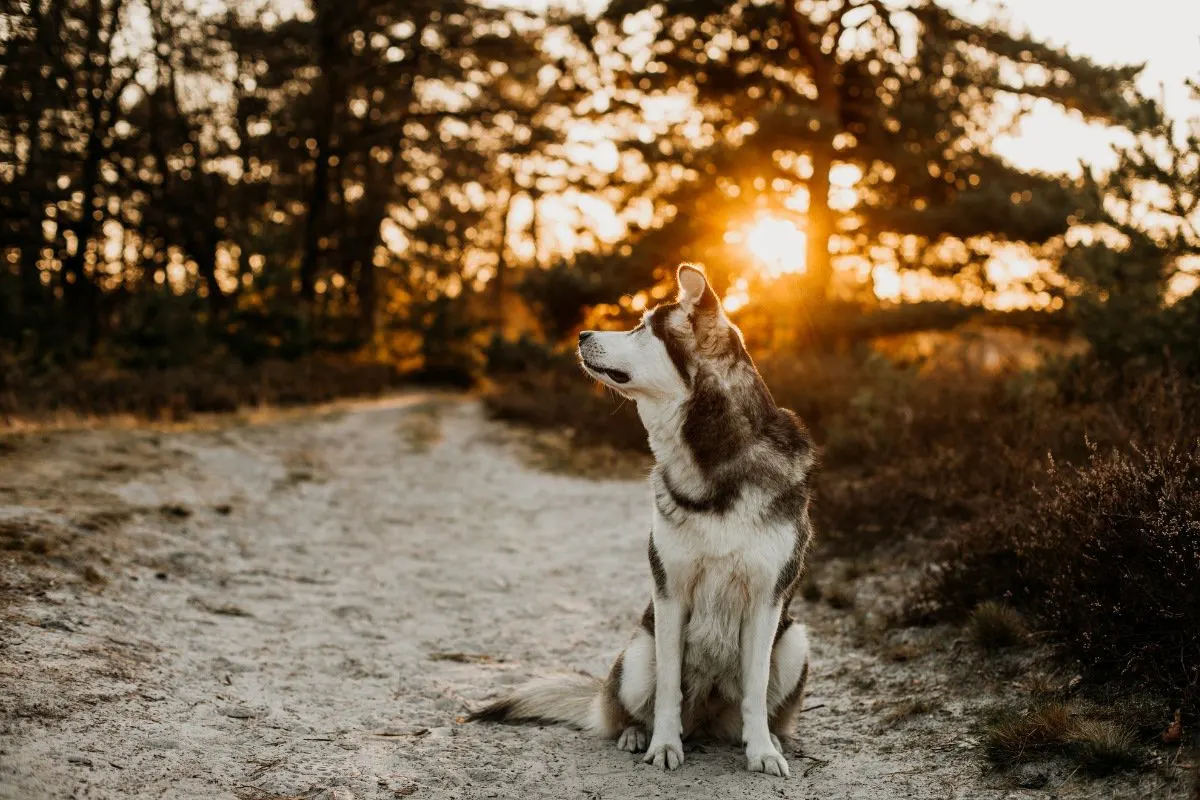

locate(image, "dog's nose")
[[578, 331, 593, 344]]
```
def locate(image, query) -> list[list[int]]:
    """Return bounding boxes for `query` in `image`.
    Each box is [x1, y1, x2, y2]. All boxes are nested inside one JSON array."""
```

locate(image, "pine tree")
[[1063, 84, 1200, 371], [591, 0, 1146, 309]]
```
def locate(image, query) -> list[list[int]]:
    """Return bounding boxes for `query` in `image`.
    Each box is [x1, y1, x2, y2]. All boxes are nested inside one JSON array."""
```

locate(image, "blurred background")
[[1, 0, 1199, 770], [1, 0, 1197, 401]]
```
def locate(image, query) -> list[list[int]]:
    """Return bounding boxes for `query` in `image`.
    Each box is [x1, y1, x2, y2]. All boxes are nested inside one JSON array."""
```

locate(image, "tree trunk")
[[18, 0, 61, 322], [61, 0, 110, 347], [493, 182, 514, 329], [805, 140, 834, 301], [300, 5, 338, 306], [192, 220, 226, 318], [19, 104, 46, 320], [357, 249, 375, 342], [784, 2, 840, 302]]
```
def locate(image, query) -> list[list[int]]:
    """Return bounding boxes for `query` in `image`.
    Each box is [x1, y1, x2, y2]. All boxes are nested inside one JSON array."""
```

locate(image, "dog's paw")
[[642, 737, 684, 770], [746, 744, 790, 777], [617, 726, 648, 753]]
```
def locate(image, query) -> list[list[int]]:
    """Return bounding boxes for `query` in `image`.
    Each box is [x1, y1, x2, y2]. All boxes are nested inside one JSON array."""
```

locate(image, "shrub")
[[968, 602, 1028, 650], [482, 340, 647, 454], [927, 440, 1200, 718], [0, 352, 410, 423]]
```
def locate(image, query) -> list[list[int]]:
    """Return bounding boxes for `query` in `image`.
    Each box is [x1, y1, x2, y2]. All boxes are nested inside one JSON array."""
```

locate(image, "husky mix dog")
[[471, 264, 815, 777]]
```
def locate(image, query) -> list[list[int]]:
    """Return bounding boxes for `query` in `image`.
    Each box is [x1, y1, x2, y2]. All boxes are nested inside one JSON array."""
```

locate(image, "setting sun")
[[745, 218, 808, 277]]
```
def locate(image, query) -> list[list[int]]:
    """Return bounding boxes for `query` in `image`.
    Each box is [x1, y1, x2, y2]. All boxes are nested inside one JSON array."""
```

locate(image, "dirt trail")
[[0, 396, 1176, 799]]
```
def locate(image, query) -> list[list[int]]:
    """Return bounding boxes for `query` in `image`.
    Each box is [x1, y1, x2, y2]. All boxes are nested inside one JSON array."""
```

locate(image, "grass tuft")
[[984, 703, 1074, 765], [968, 602, 1028, 650], [1066, 719, 1143, 775], [985, 703, 1145, 775]]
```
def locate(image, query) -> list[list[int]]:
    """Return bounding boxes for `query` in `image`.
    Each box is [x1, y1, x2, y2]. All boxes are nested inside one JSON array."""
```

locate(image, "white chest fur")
[[652, 492, 795, 699]]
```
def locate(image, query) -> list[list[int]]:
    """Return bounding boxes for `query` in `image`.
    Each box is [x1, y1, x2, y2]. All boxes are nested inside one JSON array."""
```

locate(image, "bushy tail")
[[468, 673, 603, 731]]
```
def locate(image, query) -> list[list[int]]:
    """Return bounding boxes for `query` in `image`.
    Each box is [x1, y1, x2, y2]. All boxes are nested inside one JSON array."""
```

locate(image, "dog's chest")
[[655, 495, 793, 600], [655, 512, 793, 699]]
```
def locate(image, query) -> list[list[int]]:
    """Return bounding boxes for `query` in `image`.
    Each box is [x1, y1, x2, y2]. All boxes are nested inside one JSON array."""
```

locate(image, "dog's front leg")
[[741, 600, 789, 777], [643, 594, 685, 770]]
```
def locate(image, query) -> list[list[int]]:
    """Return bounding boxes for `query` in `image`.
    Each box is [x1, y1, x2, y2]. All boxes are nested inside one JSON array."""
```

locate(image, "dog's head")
[[577, 264, 746, 399]]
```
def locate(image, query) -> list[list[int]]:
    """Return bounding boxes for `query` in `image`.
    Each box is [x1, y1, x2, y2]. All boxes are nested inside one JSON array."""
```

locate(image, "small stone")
[[1012, 762, 1048, 789], [67, 754, 93, 767], [222, 706, 259, 719]]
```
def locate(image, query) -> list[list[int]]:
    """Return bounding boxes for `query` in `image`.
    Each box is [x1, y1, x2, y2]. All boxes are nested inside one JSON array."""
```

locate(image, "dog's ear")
[[677, 263, 719, 314]]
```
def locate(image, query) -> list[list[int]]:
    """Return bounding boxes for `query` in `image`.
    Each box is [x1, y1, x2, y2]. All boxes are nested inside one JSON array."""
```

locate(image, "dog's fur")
[[470, 264, 815, 777]]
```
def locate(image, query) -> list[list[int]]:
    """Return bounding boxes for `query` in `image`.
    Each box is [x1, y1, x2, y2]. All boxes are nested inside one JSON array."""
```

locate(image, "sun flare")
[[745, 218, 808, 277]]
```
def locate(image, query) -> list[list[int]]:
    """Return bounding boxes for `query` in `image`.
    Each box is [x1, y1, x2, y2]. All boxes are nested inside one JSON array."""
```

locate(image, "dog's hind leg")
[[613, 625, 656, 752], [768, 617, 811, 744]]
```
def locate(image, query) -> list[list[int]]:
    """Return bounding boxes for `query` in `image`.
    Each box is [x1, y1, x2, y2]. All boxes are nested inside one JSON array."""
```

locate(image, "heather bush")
[[926, 440, 1200, 717], [0, 350, 410, 423]]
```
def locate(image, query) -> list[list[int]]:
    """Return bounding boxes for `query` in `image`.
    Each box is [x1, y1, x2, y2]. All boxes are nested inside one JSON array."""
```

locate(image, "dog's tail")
[[468, 673, 605, 731]]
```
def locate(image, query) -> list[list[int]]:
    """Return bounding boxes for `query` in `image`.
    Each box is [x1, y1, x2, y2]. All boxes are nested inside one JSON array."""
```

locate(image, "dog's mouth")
[[582, 360, 631, 385]]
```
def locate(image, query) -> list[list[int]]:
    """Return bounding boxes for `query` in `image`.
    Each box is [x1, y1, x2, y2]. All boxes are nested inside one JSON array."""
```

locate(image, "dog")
[[470, 263, 815, 777]]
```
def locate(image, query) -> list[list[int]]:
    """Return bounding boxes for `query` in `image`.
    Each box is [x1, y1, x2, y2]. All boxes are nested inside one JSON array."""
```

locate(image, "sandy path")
[[0, 396, 1103, 799]]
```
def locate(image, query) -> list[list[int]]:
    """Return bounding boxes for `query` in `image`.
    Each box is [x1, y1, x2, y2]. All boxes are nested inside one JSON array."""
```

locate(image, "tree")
[[591, 0, 1145, 308], [1064, 85, 1200, 372], [0, 0, 582, 364]]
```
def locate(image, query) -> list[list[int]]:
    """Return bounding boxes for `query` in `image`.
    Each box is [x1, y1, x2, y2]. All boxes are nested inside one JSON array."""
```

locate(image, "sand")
[[0, 395, 1187, 799]]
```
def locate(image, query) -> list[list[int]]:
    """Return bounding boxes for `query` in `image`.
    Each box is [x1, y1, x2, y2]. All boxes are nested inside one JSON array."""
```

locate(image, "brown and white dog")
[[470, 264, 815, 777]]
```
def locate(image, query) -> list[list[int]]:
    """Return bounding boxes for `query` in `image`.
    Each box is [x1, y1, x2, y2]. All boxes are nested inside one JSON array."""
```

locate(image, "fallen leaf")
[[1162, 709, 1183, 744], [371, 728, 428, 738], [428, 652, 493, 663]]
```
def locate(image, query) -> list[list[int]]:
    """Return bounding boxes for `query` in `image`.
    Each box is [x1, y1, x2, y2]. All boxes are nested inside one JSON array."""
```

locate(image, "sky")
[[538, 0, 1200, 174], [954, 0, 1199, 173]]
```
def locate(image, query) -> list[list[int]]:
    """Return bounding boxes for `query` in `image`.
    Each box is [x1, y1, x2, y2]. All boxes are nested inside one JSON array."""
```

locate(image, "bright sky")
[[961, 0, 1200, 173]]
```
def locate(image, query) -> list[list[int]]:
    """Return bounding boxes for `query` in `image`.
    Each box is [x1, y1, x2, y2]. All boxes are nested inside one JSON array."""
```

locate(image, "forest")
[[2, 0, 1200, 787]]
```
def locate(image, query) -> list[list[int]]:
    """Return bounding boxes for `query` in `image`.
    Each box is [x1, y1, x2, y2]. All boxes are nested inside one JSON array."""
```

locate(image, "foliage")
[[516, 253, 641, 341], [0, 0, 583, 364], [927, 437, 1200, 719], [1064, 85, 1200, 373]]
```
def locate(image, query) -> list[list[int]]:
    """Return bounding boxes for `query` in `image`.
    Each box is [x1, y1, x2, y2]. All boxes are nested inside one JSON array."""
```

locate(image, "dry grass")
[[1067, 719, 1143, 775], [968, 602, 1029, 650], [985, 703, 1144, 774], [884, 697, 939, 725], [985, 703, 1076, 765], [884, 642, 926, 663]]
